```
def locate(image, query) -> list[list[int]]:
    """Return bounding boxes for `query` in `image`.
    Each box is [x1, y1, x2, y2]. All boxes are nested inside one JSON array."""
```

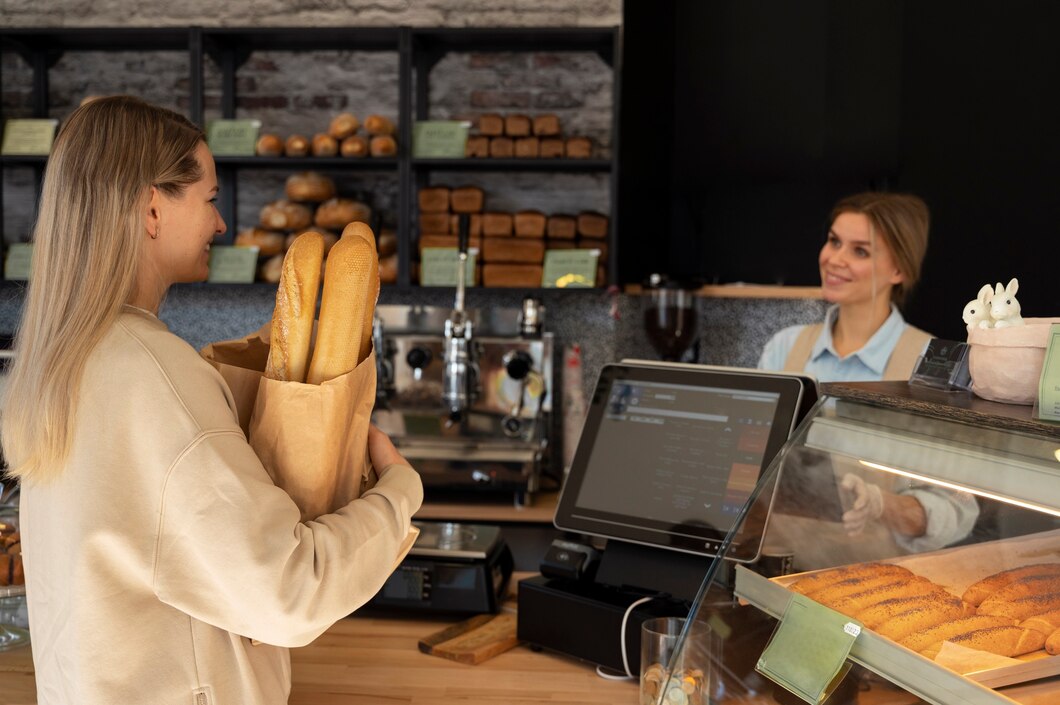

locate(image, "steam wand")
[[442, 214, 478, 421]]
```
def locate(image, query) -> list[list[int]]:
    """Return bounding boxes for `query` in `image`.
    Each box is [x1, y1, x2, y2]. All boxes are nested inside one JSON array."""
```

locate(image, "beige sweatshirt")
[[19, 307, 423, 705]]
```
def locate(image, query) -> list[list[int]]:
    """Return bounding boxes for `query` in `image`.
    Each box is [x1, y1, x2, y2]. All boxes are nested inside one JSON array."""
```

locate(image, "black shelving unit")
[[0, 25, 621, 289]]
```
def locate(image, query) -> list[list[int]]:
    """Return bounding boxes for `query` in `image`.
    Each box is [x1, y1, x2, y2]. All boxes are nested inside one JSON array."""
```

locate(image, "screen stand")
[[594, 540, 710, 603]]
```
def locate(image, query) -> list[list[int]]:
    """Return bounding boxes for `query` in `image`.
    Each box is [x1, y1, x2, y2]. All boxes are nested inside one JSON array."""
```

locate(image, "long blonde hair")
[[2, 96, 204, 482]]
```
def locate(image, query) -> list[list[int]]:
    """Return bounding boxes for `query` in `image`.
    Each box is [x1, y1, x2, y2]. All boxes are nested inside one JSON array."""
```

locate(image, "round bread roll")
[[340, 135, 369, 158], [377, 228, 397, 258], [255, 133, 284, 157], [370, 135, 397, 157], [235, 228, 285, 257], [259, 200, 313, 231], [364, 114, 396, 136], [379, 253, 398, 284], [328, 112, 360, 140], [285, 171, 336, 203], [284, 134, 310, 157], [314, 198, 372, 230], [286, 228, 338, 256], [311, 133, 339, 157], [259, 254, 284, 284]]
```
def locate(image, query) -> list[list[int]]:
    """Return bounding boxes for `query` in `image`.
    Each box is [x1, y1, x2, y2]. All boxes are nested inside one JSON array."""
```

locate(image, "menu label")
[[1, 119, 59, 156], [208, 245, 259, 283], [206, 119, 261, 156], [420, 247, 478, 287], [4, 243, 33, 280], [412, 121, 470, 159], [1038, 324, 1060, 422], [542, 249, 598, 288]]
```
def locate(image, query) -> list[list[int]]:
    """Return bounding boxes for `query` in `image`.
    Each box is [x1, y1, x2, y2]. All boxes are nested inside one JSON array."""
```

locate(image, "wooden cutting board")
[[418, 612, 521, 665]]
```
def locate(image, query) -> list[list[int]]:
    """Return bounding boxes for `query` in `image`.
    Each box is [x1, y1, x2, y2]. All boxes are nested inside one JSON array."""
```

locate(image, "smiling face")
[[818, 211, 904, 307], [152, 141, 226, 285]]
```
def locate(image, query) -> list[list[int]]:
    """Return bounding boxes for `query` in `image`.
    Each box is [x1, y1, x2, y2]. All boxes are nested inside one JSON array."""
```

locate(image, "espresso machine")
[[372, 220, 554, 506]]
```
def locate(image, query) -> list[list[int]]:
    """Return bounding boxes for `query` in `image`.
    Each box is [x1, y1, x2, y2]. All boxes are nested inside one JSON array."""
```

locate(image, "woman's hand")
[[368, 425, 411, 475]]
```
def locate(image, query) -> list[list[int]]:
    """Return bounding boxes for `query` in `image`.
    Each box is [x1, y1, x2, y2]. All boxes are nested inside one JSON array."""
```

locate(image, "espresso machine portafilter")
[[441, 215, 478, 420]]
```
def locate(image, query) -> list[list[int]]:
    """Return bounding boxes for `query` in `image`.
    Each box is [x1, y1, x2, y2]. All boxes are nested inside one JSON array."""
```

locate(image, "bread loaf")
[[286, 229, 337, 257], [482, 212, 514, 237], [788, 563, 913, 596], [340, 135, 368, 158], [874, 600, 975, 643], [379, 253, 398, 284], [339, 221, 380, 364], [236, 228, 285, 257], [577, 211, 609, 238], [546, 215, 577, 239], [419, 212, 451, 235], [981, 575, 1060, 604], [364, 115, 396, 137], [260, 200, 313, 231], [418, 187, 451, 213], [328, 112, 360, 140], [465, 135, 490, 158], [306, 234, 378, 384], [1019, 609, 1060, 635], [482, 237, 545, 264], [489, 137, 514, 158], [377, 229, 397, 258], [285, 134, 310, 157], [566, 136, 592, 159], [978, 591, 1060, 620], [1046, 628, 1060, 655], [580, 239, 608, 259], [478, 113, 504, 137], [504, 114, 531, 137], [264, 231, 325, 383], [286, 172, 336, 203], [514, 211, 546, 238], [259, 254, 284, 284], [857, 593, 971, 630], [900, 615, 1017, 653], [532, 114, 561, 137], [540, 138, 565, 158], [921, 626, 1046, 660], [255, 133, 284, 157], [826, 578, 938, 616], [545, 239, 577, 251], [482, 263, 542, 288], [450, 186, 485, 214], [962, 564, 1060, 606], [370, 135, 397, 157], [451, 214, 483, 237], [515, 137, 540, 158], [314, 198, 371, 230]]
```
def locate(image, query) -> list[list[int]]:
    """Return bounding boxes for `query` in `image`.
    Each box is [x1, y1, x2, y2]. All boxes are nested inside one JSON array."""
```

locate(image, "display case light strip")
[[859, 459, 1060, 518]]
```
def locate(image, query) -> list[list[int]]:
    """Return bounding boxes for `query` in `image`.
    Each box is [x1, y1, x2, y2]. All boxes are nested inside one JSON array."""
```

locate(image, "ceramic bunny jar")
[[990, 278, 1024, 328], [962, 284, 994, 329]]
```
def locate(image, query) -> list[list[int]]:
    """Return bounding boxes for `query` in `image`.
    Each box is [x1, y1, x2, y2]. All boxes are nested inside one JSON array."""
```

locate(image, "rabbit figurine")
[[990, 278, 1024, 328], [962, 284, 994, 329]]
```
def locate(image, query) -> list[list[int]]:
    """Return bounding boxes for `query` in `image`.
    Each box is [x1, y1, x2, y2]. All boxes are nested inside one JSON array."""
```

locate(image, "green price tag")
[[1, 119, 59, 156], [1038, 324, 1060, 422], [206, 119, 262, 156], [208, 246, 259, 283], [420, 247, 477, 287], [4, 243, 34, 280], [755, 594, 860, 704], [412, 121, 470, 158], [542, 249, 598, 288]]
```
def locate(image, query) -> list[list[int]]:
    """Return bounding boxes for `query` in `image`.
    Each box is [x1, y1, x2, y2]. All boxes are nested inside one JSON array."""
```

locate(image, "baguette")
[[788, 563, 912, 596], [306, 234, 377, 384], [978, 591, 1060, 621], [858, 593, 972, 630], [339, 221, 380, 364], [962, 563, 1060, 606], [1019, 609, 1060, 635], [900, 615, 1017, 653], [264, 231, 325, 383], [809, 573, 921, 604], [977, 574, 1060, 604], [921, 626, 1046, 660], [1046, 628, 1060, 655], [828, 578, 938, 616], [875, 600, 976, 643]]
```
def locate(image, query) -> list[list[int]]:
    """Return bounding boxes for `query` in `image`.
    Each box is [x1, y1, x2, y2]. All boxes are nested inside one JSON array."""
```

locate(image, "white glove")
[[839, 473, 884, 536]]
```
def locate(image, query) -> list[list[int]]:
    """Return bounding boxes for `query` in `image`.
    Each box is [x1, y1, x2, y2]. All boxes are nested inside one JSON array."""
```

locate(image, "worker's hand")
[[368, 425, 411, 475], [839, 473, 884, 536]]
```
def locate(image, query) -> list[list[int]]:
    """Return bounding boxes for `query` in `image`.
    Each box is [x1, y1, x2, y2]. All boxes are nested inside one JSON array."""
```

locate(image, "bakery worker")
[[759, 192, 977, 557], [1, 96, 423, 705]]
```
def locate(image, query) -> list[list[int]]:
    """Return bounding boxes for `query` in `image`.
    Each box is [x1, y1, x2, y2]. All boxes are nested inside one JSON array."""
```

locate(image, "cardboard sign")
[[756, 594, 859, 704], [206, 119, 261, 157], [420, 247, 477, 287], [542, 249, 598, 288], [1038, 324, 1060, 422], [1, 119, 59, 156], [3, 243, 33, 280], [208, 246, 259, 283], [412, 121, 470, 158]]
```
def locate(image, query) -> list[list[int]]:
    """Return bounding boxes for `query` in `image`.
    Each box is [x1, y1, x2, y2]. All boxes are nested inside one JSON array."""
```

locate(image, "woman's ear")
[[145, 186, 162, 239], [888, 267, 905, 286]]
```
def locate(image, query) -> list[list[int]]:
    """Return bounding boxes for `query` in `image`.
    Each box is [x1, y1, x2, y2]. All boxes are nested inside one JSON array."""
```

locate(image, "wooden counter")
[[0, 572, 636, 705]]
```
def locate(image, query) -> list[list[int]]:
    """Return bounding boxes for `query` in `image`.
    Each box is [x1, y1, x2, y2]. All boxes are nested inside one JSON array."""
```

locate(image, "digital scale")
[[368, 522, 514, 614]]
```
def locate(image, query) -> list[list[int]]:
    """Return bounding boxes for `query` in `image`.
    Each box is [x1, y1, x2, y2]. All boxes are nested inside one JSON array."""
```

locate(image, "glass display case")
[[665, 380, 1060, 705]]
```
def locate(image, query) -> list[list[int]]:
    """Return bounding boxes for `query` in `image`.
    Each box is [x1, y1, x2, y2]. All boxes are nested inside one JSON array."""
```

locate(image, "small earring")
[[151, 225, 159, 240]]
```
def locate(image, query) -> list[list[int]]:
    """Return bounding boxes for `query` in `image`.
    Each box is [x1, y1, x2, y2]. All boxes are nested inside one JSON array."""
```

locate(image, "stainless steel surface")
[[409, 522, 501, 559]]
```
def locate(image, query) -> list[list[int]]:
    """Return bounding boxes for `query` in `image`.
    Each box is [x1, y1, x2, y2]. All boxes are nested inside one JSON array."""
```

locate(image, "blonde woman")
[[760, 192, 976, 561], [1, 96, 422, 705]]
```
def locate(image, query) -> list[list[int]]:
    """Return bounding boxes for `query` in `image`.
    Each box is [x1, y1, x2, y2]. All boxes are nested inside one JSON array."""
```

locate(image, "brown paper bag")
[[201, 326, 377, 522]]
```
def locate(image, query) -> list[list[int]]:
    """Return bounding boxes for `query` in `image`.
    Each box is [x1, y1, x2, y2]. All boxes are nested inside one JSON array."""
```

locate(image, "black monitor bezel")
[[554, 363, 806, 560]]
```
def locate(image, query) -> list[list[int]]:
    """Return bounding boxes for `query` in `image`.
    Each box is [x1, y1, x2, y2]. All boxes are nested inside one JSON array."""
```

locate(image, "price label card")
[[420, 247, 477, 287], [542, 249, 598, 288], [208, 246, 259, 283], [412, 121, 470, 158], [1, 119, 59, 155], [4, 243, 34, 280], [206, 119, 261, 156], [1038, 324, 1060, 422], [755, 594, 860, 704]]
